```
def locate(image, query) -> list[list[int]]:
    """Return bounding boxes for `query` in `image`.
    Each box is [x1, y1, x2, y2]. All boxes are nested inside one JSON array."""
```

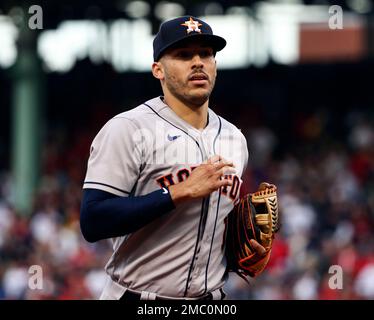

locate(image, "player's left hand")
[[249, 239, 267, 257]]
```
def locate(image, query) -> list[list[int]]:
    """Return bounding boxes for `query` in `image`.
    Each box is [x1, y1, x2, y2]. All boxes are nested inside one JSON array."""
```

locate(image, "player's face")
[[159, 42, 217, 107]]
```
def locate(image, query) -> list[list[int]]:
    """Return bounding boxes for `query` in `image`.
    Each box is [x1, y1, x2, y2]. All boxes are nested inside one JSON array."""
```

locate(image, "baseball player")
[[80, 16, 265, 300]]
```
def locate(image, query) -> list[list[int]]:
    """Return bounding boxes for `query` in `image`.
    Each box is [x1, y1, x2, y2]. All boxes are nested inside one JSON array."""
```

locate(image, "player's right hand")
[[169, 155, 236, 205]]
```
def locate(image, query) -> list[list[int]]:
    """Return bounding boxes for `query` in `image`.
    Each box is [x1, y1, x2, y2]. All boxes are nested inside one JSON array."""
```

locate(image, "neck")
[[162, 93, 209, 130]]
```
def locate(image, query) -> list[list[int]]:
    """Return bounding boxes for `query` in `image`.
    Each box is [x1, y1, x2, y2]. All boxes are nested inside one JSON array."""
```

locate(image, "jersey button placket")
[[187, 134, 211, 294], [187, 246, 199, 291], [188, 246, 207, 293], [201, 134, 213, 158]]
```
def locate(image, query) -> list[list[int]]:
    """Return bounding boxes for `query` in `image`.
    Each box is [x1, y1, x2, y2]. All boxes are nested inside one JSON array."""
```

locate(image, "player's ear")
[[152, 61, 164, 80]]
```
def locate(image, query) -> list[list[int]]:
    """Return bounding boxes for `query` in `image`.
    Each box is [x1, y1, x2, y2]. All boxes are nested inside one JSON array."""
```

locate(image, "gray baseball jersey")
[[83, 96, 249, 299]]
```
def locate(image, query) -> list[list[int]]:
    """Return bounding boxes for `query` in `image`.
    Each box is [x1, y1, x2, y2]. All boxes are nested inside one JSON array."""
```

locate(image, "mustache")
[[188, 70, 209, 81]]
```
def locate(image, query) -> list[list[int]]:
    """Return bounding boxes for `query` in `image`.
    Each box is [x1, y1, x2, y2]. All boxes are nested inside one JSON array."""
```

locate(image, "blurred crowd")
[[225, 108, 374, 299], [0, 128, 111, 299], [0, 106, 373, 300]]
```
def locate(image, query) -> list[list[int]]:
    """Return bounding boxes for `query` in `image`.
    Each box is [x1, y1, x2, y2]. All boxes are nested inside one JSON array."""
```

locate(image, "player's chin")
[[189, 85, 212, 97], [188, 90, 211, 105]]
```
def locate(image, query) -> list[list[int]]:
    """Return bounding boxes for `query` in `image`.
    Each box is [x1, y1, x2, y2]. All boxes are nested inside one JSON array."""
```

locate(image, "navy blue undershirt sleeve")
[[80, 188, 176, 243]]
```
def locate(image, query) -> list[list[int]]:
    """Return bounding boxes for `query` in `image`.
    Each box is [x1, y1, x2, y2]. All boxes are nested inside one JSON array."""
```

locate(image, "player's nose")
[[191, 53, 204, 69]]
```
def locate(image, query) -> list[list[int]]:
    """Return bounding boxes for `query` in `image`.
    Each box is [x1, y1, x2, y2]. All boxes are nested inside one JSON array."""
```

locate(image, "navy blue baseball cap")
[[153, 16, 227, 61]]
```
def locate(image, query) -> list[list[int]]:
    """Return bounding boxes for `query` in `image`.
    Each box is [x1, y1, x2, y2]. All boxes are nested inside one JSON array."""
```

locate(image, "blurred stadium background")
[[0, 0, 373, 300]]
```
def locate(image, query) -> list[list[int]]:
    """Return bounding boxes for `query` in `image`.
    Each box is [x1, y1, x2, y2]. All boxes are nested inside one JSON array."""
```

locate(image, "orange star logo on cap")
[[181, 17, 202, 34]]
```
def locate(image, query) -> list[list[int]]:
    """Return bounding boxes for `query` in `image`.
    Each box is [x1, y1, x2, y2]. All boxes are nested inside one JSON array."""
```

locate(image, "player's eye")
[[175, 51, 192, 59], [199, 50, 213, 58], [173, 49, 213, 60]]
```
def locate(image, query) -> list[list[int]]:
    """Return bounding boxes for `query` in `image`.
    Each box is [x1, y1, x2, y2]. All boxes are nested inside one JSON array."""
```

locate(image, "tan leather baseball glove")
[[226, 182, 280, 279]]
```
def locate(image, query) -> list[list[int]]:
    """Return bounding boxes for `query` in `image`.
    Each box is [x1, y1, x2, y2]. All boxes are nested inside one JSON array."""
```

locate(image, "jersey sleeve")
[[240, 131, 249, 177], [83, 117, 142, 196]]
